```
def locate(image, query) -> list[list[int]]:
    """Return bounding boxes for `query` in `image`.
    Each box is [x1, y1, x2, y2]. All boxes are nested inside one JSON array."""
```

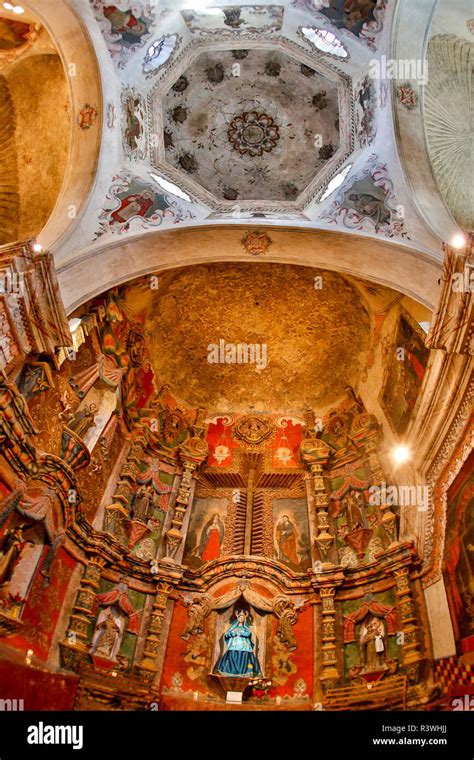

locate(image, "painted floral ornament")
[[228, 111, 280, 156]]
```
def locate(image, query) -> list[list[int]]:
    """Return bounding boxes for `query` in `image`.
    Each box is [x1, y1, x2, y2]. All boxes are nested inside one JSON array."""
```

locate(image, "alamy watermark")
[[369, 482, 430, 512], [27, 722, 83, 750], [451, 694, 474, 711], [207, 340, 267, 370], [451, 263, 473, 293], [0, 698, 24, 711], [368, 56, 428, 85], [0, 271, 25, 298]]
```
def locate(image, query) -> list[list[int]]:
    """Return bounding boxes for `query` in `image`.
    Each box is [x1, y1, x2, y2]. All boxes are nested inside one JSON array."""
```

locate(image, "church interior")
[[0, 0, 472, 714]]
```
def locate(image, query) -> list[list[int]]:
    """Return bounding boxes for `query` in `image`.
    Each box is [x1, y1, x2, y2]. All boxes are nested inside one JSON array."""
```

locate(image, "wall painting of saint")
[[379, 311, 430, 435], [183, 497, 227, 569], [272, 497, 311, 572]]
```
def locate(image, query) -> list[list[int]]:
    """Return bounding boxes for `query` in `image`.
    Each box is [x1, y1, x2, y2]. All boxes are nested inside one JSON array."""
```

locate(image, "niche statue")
[[215, 609, 261, 677]]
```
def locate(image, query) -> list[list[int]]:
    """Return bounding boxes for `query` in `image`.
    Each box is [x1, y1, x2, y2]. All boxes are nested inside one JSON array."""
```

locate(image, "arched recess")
[[14, 0, 103, 251], [390, 0, 467, 241], [57, 226, 443, 314]]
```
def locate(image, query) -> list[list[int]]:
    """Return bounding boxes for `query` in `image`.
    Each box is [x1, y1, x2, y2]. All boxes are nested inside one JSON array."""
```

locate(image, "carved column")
[[319, 586, 339, 685], [112, 441, 144, 508], [0, 241, 70, 372], [426, 237, 473, 355], [59, 554, 106, 671], [300, 438, 335, 566], [164, 436, 208, 560], [137, 580, 174, 684], [393, 565, 423, 682]]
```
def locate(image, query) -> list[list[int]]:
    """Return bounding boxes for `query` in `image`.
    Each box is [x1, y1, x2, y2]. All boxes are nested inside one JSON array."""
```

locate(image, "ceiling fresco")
[[291, 0, 386, 49], [19, 0, 457, 288], [181, 5, 285, 35], [119, 263, 373, 414], [160, 48, 341, 202]]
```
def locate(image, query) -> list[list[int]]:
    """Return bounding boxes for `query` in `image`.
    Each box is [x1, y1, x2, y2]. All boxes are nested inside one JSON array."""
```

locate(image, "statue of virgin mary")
[[215, 610, 262, 677]]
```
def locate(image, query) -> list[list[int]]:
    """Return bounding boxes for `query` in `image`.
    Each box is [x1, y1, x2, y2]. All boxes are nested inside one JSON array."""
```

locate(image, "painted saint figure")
[[215, 610, 261, 677], [347, 192, 391, 228], [198, 513, 224, 562], [103, 6, 151, 46], [110, 191, 155, 224], [275, 514, 299, 566]]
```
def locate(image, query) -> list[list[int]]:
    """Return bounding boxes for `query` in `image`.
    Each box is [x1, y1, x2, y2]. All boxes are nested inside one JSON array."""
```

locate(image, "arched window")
[[143, 34, 178, 75], [301, 26, 348, 58]]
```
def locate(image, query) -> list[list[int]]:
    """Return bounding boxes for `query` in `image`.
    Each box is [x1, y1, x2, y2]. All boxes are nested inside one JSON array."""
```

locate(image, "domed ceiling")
[[159, 47, 345, 204], [32, 0, 454, 310], [425, 33, 474, 230], [120, 263, 372, 414]]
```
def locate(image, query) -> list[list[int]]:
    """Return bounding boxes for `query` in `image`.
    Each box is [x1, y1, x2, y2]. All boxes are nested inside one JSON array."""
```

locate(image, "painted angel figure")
[[215, 610, 261, 677]]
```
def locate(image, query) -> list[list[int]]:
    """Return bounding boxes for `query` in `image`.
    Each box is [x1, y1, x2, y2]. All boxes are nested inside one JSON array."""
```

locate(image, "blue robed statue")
[[215, 609, 262, 677]]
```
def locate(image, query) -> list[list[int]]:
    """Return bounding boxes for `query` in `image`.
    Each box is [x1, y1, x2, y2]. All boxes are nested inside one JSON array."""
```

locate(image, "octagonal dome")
[[149, 40, 353, 213]]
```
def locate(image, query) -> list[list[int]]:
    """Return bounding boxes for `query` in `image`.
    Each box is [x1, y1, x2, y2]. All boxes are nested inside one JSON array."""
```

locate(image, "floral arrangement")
[[248, 678, 273, 700]]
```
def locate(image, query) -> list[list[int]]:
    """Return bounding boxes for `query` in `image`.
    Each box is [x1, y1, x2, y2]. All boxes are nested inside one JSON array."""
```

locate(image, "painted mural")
[[206, 416, 236, 467], [272, 419, 304, 468], [321, 156, 409, 238], [181, 5, 284, 36], [355, 74, 377, 147], [183, 497, 229, 569], [292, 0, 386, 49], [272, 498, 311, 571], [379, 311, 430, 435], [205, 415, 304, 469], [443, 450, 474, 649], [91, 1, 155, 69], [162, 48, 340, 204], [95, 174, 194, 238], [121, 86, 147, 161]]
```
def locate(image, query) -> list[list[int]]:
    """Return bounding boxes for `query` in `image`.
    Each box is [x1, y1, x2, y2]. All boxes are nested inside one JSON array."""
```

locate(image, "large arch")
[[390, 0, 469, 240], [57, 225, 443, 314], [20, 0, 103, 250]]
